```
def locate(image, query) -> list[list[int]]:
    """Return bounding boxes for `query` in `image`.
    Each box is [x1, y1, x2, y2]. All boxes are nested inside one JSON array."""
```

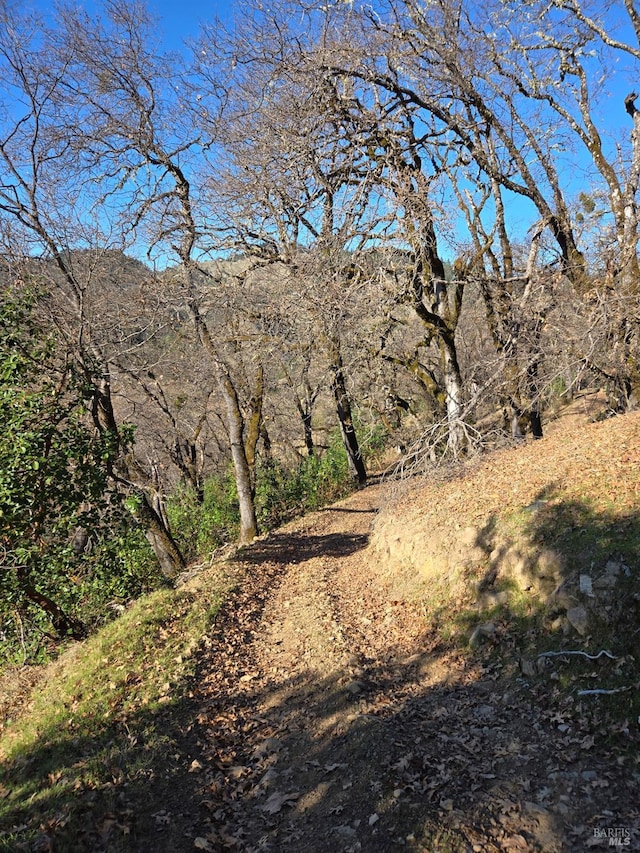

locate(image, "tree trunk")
[[171, 436, 204, 503], [136, 493, 186, 579], [328, 341, 367, 486], [220, 369, 258, 544], [439, 333, 466, 457], [182, 282, 259, 546], [179, 292, 257, 543], [293, 384, 318, 457], [504, 380, 544, 442], [525, 355, 544, 438], [90, 374, 187, 578], [17, 566, 86, 640], [244, 364, 265, 490], [302, 410, 315, 457]]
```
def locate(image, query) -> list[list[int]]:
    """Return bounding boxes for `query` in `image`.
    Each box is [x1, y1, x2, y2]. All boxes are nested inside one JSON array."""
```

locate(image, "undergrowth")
[[168, 429, 355, 562]]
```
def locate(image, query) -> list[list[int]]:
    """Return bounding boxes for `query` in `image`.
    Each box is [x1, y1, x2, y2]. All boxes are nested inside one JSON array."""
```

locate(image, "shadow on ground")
[[238, 532, 369, 565], [2, 494, 639, 852]]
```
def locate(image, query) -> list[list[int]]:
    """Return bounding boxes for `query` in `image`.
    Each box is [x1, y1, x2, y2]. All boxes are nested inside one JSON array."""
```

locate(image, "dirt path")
[[175, 482, 639, 853]]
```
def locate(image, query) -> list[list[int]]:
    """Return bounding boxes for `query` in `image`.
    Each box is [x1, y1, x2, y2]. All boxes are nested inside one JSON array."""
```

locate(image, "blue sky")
[[19, 0, 639, 266], [146, 0, 235, 47], [28, 0, 236, 51]]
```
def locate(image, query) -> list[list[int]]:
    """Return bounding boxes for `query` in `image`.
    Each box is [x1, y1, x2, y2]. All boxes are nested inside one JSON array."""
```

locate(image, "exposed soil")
[[148, 437, 639, 852]]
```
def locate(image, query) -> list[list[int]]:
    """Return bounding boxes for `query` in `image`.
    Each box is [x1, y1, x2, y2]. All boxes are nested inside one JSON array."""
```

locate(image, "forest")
[[1, 0, 639, 663]]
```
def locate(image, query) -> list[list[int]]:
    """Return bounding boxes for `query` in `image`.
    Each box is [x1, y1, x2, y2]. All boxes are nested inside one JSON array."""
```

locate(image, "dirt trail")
[[180, 482, 639, 853]]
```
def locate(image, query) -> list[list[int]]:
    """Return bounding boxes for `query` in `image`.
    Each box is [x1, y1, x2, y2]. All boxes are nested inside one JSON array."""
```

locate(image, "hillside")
[[1, 402, 639, 852]]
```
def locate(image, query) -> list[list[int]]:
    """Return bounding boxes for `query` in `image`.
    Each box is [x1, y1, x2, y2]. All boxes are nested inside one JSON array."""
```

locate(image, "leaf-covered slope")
[[372, 403, 640, 665]]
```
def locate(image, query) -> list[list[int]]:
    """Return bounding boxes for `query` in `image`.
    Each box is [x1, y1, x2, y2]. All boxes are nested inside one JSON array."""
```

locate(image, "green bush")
[[0, 288, 165, 667], [0, 526, 162, 668], [165, 433, 353, 563], [357, 419, 389, 465], [167, 469, 240, 562], [256, 431, 352, 529], [74, 528, 162, 621]]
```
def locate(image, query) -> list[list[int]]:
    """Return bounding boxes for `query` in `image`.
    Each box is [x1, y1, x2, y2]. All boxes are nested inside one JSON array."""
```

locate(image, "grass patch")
[[0, 564, 232, 852]]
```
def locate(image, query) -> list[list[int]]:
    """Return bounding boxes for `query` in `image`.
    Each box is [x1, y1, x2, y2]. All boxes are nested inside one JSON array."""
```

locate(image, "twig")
[[13, 609, 27, 666], [577, 686, 632, 696], [537, 649, 617, 661]]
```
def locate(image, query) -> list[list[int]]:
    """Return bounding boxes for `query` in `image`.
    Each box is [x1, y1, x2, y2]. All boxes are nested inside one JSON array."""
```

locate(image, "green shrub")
[[165, 432, 353, 563], [256, 431, 352, 529], [166, 432, 354, 564], [357, 418, 389, 466], [74, 528, 162, 623], [167, 469, 240, 562], [0, 516, 163, 668], [0, 287, 168, 668]]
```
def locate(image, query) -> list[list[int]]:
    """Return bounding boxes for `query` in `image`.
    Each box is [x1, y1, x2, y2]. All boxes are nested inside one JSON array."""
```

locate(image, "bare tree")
[[47, 0, 269, 542], [476, 0, 640, 409], [191, 13, 396, 481], [0, 4, 186, 577]]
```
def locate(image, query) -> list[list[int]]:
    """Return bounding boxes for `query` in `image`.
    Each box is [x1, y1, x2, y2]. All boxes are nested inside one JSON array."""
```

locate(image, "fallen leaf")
[[501, 835, 529, 850], [226, 765, 249, 779], [261, 790, 300, 814], [253, 738, 282, 759]]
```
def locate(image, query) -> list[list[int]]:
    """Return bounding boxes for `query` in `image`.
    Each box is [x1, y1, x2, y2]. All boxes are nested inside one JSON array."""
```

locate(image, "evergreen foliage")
[[0, 289, 162, 665]]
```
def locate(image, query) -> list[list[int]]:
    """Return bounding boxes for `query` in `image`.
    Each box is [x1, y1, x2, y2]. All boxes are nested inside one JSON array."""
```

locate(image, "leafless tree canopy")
[[1, 0, 639, 557]]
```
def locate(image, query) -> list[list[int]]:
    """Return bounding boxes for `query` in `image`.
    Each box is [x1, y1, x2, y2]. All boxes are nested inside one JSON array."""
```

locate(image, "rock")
[[551, 588, 578, 612], [259, 768, 279, 789], [469, 622, 496, 647], [579, 574, 593, 596], [566, 606, 588, 635], [475, 704, 496, 721], [458, 526, 480, 548], [345, 680, 366, 695], [604, 559, 622, 576], [469, 627, 482, 647], [253, 737, 283, 758], [536, 549, 564, 582], [458, 546, 486, 567], [482, 589, 509, 606], [548, 616, 566, 632], [508, 554, 534, 591], [334, 825, 357, 837], [519, 657, 537, 677]]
